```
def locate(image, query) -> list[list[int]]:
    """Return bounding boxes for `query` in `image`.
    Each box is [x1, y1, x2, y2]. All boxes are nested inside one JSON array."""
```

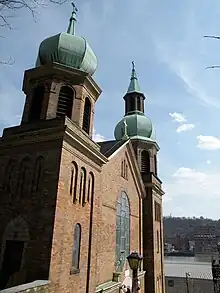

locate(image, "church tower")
[[22, 3, 100, 136], [114, 63, 165, 293], [0, 5, 107, 292]]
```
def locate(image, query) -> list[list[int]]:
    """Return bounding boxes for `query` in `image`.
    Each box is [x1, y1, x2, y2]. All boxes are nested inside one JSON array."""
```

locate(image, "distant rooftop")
[[165, 261, 212, 280]]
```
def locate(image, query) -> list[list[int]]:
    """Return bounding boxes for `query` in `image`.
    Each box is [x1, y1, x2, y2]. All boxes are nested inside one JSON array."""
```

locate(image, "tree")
[[0, 0, 66, 28], [0, 0, 66, 64]]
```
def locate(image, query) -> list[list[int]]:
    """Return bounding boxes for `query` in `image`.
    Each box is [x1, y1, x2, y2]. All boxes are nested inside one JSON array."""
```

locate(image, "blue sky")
[[1, 0, 220, 219]]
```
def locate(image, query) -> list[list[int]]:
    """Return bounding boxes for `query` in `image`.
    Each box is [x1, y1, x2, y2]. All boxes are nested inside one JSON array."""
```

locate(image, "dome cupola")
[[36, 3, 97, 76], [114, 62, 156, 142]]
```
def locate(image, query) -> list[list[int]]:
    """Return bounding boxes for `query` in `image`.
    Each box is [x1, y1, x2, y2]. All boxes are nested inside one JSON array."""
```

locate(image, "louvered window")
[[82, 97, 91, 134], [29, 85, 45, 122], [57, 86, 74, 119], [141, 150, 150, 173]]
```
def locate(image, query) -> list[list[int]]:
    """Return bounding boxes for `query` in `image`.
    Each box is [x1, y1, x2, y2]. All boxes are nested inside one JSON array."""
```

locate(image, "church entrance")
[[0, 240, 24, 289]]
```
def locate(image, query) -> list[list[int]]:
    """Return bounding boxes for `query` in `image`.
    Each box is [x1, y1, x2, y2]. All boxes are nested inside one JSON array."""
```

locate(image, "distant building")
[[165, 261, 214, 293], [194, 225, 218, 254]]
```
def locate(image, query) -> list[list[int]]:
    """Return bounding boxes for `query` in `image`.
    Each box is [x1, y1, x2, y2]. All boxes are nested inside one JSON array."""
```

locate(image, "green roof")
[[114, 112, 156, 141], [127, 61, 142, 94], [35, 3, 97, 76]]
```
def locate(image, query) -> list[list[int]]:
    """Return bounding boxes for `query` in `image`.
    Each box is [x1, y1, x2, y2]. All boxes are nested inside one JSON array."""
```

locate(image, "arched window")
[[4, 160, 15, 192], [32, 156, 44, 192], [125, 163, 128, 180], [141, 150, 150, 173], [129, 98, 135, 112], [87, 172, 94, 203], [137, 96, 141, 111], [28, 85, 45, 122], [82, 97, 91, 134], [116, 191, 130, 271], [154, 154, 157, 175], [121, 160, 124, 177], [71, 223, 81, 271], [70, 162, 78, 203], [79, 167, 86, 205], [57, 86, 74, 119], [18, 158, 30, 195]]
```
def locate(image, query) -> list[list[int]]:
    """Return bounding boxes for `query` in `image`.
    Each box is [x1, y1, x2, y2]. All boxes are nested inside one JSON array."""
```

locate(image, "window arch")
[[70, 162, 78, 203], [4, 160, 15, 192], [137, 96, 141, 111], [57, 86, 74, 119], [87, 172, 94, 203], [141, 150, 150, 173], [18, 158, 31, 195], [32, 156, 44, 192], [29, 85, 45, 122], [116, 191, 130, 271], [71, 223, 81, 271], [82, 97, 91, 134], [79, 167, 86, 205]]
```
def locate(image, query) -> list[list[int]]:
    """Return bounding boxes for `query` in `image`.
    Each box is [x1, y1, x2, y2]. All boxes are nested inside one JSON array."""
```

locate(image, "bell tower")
[[21, 3, 101, 138], [114, 62, 165, 293]]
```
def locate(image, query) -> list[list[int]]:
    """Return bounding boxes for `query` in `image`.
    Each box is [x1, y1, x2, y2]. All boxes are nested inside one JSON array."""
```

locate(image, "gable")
[[101, 139, 146, 199]]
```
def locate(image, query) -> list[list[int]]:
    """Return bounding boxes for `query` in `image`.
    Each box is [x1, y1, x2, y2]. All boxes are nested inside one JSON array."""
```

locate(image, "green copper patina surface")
[[36, 3, 97, 76], [114, 62, 156, 141], [114, 112, 156, 141], [127, 61, 142, 94]]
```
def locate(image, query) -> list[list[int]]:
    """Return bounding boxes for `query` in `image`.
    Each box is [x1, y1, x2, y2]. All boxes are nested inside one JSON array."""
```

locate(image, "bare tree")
[[0, 0, 67, 64], [0, 0, 66, 28]]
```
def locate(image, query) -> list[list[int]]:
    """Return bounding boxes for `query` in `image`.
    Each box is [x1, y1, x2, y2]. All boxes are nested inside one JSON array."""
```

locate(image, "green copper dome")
[[114, 62, 156, 142], [36, 4, 97, 76], [114, 112, 156, 141]]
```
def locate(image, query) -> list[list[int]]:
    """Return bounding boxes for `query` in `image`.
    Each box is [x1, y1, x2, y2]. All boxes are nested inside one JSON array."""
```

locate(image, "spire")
[[67, 2, 78, 35], [127, 61, 142, 94]]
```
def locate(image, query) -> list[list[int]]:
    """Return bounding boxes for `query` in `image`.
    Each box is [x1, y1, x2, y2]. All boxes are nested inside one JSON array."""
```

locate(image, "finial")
[[67, 2, 78, 35], [126, 61, 141, 94], [132, 61, 135, 71]]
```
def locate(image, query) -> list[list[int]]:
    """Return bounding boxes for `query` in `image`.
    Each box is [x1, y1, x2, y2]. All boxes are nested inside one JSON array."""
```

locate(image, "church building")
[[0, 5, 165, 293]]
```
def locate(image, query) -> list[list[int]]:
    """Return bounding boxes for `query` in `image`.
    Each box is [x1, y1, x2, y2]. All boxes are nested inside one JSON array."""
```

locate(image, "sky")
[[1, 0, 220, 219]]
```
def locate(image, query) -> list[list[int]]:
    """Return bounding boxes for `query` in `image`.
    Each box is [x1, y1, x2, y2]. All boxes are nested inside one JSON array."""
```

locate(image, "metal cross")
[[71, 2, 78, 14]]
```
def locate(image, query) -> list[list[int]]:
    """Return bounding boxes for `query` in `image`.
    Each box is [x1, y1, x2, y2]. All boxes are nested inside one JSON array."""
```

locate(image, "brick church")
[[0, 5, 165, 293]]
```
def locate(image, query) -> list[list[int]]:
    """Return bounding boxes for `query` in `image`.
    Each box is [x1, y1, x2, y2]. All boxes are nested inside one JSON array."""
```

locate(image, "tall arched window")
[[4, 160, 15, 192], [79, 167, 86, 205], [82, 97, 91, 134], [141, 150, 150, 173], [70, 162, 78, 203], [18, 158, 30, 196], [57, 86, 74, 119], [32, 156, 44, 192], [28, 85, 45, 122], [137, 96, 141, 111], [116, 191, 130, 272], [71, 223, 81, 272], [87, 172, 94, 203]]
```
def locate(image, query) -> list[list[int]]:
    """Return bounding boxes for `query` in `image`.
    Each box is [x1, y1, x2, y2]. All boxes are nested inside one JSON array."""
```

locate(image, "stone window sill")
[[70, 268, 80, 275]]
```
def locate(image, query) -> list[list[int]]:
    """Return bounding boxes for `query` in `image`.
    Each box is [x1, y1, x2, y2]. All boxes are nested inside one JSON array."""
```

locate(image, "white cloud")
[[172, 167, 207, 182], [169, 112, 186, 123], [206, 160, 212, 165], [163, 167, 220, 219], [169, 112, 195, 133], [93, 129, 105, 142], [176, 123, 195, 133], [197, 135, 220, 150]]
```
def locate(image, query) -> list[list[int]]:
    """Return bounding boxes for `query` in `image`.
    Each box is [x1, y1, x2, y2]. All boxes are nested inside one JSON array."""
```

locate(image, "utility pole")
[[185, 272, 190, 293]]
